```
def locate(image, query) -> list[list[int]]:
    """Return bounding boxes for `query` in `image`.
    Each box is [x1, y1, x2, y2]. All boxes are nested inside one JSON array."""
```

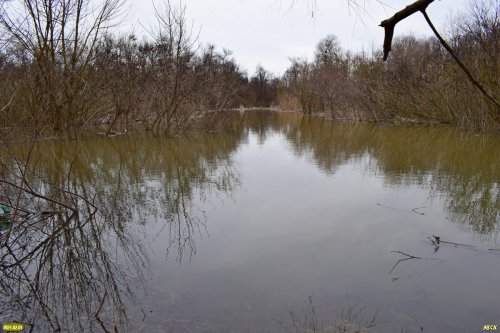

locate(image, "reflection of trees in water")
[[1, 111, 497, 330], [0, 131, 241, 331], [244, 112, 500, 234], [81, 132, 241, 262], [0, 211, 145, 332], [286, 117, 370, 175]]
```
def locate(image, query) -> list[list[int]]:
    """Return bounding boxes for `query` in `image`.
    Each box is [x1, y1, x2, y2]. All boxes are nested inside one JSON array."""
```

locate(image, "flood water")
[[1, 111, 499, 332]]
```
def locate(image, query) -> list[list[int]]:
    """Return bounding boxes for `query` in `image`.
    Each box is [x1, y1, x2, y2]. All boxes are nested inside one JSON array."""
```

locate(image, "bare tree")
[[0, 0, 125, 133]]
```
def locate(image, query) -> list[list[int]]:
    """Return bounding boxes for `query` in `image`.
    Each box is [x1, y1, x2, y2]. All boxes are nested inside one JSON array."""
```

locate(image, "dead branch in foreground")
[[380, 0, 500, 113]]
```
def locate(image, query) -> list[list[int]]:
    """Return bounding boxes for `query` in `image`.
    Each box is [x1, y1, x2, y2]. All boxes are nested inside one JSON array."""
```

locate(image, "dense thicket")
[[0, 0, 277, 138], [0, 0, 498, 135], [277, 0, 499, 130]]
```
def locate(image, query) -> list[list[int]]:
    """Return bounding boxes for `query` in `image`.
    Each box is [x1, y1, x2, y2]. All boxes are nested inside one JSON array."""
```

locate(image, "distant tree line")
[[0, 0, 497, 136]]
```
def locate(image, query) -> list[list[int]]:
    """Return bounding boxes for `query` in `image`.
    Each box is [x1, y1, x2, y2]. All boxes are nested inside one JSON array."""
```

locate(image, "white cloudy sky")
[[122, 0, 471, 76]]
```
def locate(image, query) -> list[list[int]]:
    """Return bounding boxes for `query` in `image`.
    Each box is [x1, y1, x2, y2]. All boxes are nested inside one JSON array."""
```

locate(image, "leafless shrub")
[[278, 1, 499, 131]]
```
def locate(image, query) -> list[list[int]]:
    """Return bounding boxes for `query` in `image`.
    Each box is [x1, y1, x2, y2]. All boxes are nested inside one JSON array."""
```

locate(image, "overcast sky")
[[123, 0, 471, 76]]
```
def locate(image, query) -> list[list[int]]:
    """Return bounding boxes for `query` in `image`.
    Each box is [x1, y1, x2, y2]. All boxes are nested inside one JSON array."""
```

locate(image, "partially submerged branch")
[[430, 234, 476, 248]]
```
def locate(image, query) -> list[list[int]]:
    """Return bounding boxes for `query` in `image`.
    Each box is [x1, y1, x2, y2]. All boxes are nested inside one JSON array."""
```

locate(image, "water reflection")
[[0, 131, 241, 331], [241, 111, 500, 233], [0, 111, 498, 332]]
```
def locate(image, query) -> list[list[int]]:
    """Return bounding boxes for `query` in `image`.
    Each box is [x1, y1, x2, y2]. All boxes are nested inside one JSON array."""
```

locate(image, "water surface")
[[1, 111, 499, 332]]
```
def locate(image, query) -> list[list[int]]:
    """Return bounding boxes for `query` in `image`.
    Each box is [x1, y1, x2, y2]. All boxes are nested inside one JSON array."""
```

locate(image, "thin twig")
[[0, 88, 18, 113], [389, 251, 423, 274], [421, 10, 500, 112]]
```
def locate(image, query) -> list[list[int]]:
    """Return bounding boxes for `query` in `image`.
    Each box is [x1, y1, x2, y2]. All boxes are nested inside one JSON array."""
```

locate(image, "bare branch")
[[421, 9, 500, 112], [379, 0, 434, 61]]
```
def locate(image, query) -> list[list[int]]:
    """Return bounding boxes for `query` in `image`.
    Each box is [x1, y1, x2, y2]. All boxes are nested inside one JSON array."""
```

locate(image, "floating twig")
[[389, 250, 442, 275], [389, 251, 423, 274], [376, 203, 427, 215], [411, 207, 426, 215]]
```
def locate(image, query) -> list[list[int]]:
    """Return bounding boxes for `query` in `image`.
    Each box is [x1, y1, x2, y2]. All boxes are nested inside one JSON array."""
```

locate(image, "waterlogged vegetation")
[[0, 0, 499, 332], [278, 0, 500, 130], [0, 0, 498, 137]]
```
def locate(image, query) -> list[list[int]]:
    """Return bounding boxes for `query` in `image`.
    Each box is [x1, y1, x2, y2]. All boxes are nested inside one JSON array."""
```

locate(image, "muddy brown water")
[[1, 111, 499, 332]]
